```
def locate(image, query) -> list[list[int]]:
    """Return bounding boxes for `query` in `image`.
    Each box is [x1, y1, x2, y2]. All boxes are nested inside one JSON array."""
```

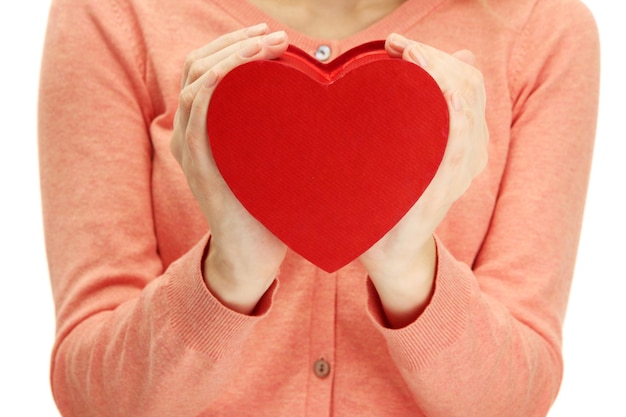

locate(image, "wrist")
[[203, 239, 279, 315], [367, 236, 436, 328]]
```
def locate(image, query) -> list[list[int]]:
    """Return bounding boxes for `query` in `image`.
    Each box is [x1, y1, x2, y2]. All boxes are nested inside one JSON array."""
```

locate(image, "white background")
[[0, 1, 623, 415]]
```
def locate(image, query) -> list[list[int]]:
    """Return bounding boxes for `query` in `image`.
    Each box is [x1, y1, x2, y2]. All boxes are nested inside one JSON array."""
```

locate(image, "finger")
[[444, 88, 488, 181], [186, 30, 289, 95], [177, 31, 289, 133], [387, 34, 487, 142], [451, 49, 476, 66], [214, 31, 289, 77], [387, 34, 451, 90], [443, 90, 469, 166], [386, 33, 480, 94], [181, 23, 270, 89], [385, 33, 407, 58], [182, 32, 289, 164], [184, 30, 288, 87]]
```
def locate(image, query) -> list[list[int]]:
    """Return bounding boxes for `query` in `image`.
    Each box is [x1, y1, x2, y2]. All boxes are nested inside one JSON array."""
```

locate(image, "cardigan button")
[[313, 358, 331, 378], [314, 45, 331, 62]]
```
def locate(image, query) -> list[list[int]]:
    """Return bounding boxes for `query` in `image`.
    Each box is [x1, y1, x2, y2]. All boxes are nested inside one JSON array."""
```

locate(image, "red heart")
[[207, 41, 448, 272]]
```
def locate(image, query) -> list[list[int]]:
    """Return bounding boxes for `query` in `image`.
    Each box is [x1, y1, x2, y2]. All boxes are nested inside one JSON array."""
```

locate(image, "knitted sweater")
[[38, 0, 600, 416]]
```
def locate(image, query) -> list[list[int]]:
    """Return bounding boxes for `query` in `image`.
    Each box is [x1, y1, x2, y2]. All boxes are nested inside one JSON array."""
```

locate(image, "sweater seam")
[[107, 0, 155, 125], [507, 0, 541, 106], [109, 0, 147, 78]]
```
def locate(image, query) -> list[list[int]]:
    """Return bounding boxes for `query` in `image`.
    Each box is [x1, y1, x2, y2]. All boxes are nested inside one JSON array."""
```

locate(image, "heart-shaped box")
[[207, 41, 448, 272]]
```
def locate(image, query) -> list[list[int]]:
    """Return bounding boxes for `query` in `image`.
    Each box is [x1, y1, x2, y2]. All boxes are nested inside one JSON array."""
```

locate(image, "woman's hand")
[[170, 24, 290, 314], [360, 33, 489, 328]]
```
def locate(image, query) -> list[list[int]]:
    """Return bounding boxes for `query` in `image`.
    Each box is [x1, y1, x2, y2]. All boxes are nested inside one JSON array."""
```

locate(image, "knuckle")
[[183, 50, 199, 77], [186, 60, 207, 84], [459, 69, 485, 103], [463, 107, 476, 127], [446, 146, 466, 169], [178, 86, 195, 111]]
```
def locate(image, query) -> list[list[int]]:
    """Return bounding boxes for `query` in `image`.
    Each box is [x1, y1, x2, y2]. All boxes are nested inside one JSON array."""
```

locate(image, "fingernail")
[[388, 33, 409, 52], [239, 40, 262, 58], [409, 44, 428, 67], [263, 31, 287, 46], [245, 23, 268, 37]]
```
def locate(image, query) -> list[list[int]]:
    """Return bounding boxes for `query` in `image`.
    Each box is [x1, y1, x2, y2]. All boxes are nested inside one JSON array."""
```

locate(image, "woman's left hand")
[[359, 33, 489, 328]]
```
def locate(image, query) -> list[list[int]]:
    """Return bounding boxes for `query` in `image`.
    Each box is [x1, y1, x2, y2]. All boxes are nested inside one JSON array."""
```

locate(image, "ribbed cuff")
[[166, 233, 277, 359], [367, 235, 476, 370]]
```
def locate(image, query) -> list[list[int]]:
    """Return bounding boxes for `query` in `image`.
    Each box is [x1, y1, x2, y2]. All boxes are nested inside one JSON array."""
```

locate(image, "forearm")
[[203, 236, 281, 315], [367, 236, 436, 328], [368, 240, 563, 417], [51, 236, 271, 417]]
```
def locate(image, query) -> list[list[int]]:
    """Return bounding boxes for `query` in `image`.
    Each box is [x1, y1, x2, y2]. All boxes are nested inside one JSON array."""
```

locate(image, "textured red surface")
[[207, 41, 449, 272]]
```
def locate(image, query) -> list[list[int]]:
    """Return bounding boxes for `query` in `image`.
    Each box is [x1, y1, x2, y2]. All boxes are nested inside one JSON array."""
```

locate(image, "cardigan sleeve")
[[367, 1, 600, 416], [38, 0, 276, 415]]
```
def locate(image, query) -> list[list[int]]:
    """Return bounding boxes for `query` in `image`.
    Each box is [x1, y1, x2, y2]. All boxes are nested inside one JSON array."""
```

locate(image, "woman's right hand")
[[170, 24, 290, 314]]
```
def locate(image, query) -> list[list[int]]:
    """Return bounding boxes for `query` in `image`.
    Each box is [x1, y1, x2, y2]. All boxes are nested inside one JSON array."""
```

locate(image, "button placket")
[[305, 269, 337, 415]]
